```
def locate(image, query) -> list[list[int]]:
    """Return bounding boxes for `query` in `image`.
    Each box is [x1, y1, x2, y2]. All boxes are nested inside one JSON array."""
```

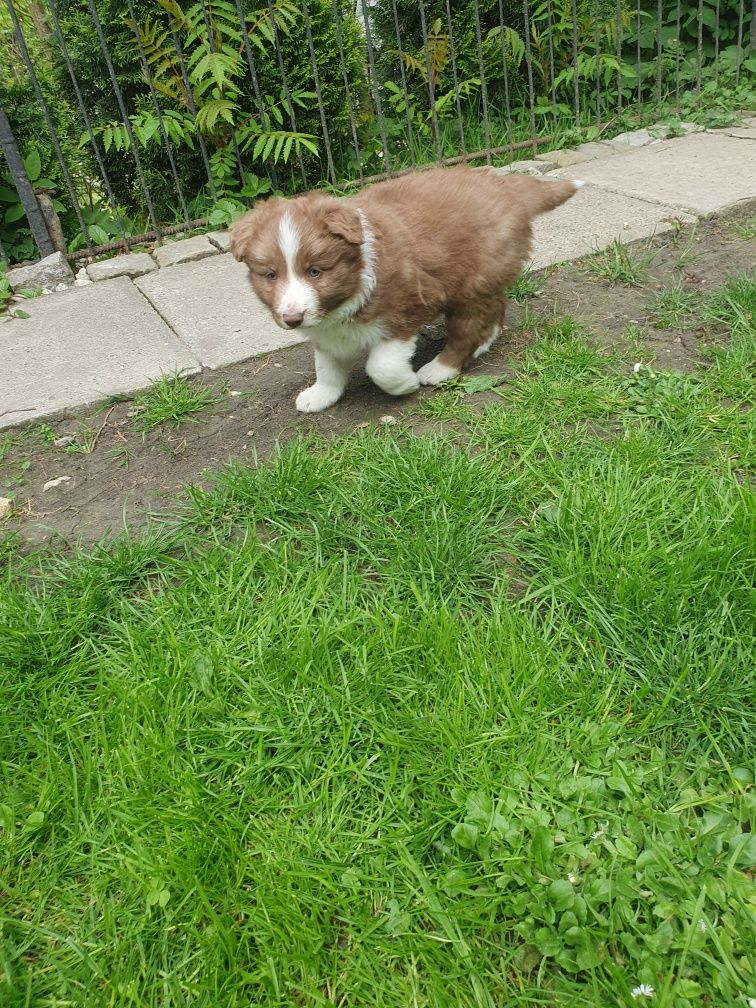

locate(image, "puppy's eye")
[[307, 267, 321, 278], [265, 270, 277, 282]]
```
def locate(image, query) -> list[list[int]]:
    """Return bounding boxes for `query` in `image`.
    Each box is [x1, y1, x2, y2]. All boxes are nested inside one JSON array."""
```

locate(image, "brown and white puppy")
[[230, 167, 582, 413]]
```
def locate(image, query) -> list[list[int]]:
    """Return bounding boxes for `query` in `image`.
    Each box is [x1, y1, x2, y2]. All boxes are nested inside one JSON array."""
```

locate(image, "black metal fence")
[[1, 0, 754, 265]]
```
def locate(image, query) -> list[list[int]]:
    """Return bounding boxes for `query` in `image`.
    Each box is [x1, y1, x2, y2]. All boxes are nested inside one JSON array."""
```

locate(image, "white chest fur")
[[310, 317, 387, 361]]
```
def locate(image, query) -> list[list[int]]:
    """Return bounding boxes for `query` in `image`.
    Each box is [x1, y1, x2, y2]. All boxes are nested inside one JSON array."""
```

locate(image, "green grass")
[[585, 240, 656, 286], [1, 277, 755, 1007], [510, 266, 545, 302], [131, 374, 223, 432], [734, 216, 756, 240], [0, 263, 11, 311], [647, 286, 706, 329]]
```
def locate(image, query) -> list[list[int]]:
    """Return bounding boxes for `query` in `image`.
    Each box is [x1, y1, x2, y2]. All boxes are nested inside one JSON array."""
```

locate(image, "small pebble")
[[54, 282, 68, 293], [43, 475, 72, 492], [379, 415, 397, 425], [54, 435, 76, 448], [0, 496, 12, 520], [228, 390, 242, 397], [633, 362, 642, 373]]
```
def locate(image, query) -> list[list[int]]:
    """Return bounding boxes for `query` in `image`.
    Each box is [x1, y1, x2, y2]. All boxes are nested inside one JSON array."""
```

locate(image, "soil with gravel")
[[2, 201, 754, 550]]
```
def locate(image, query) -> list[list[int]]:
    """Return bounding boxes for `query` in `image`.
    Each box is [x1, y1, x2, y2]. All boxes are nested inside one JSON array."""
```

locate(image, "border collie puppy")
[[230, 166, 582, 413]]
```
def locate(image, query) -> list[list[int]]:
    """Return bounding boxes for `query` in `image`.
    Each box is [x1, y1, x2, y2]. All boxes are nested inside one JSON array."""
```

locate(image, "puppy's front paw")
[[295, 384, 341, 413], [417, 356, 460, 386]]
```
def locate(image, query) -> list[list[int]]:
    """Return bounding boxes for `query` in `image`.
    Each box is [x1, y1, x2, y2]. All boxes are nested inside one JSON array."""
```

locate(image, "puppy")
[[230, 166, 581, 413]]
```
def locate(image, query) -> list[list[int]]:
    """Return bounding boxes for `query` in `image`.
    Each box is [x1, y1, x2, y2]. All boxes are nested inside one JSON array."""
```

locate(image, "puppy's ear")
[[325, 204, 363, 245], [229, 209, 259, 263], [230, 198, 277, 261]]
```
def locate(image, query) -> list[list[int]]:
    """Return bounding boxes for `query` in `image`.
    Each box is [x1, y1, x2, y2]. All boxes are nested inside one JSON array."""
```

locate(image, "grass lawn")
[[1, 276, 754, 1007]]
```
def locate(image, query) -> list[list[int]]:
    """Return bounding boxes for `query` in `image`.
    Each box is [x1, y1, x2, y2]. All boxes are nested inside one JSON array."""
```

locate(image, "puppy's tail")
[[497, 174, 584, 216]]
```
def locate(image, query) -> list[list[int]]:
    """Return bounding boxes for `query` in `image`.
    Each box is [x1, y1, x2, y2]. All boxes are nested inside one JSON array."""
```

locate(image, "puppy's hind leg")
[[418, 302, 505, 386]]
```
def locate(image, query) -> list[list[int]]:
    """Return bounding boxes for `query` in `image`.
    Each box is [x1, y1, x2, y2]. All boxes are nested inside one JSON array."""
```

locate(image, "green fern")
[[90, 0, 321, 190]]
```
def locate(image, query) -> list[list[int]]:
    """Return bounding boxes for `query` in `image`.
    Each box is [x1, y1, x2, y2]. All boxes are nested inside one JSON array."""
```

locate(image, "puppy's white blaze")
[[277, 211, 319, 323]]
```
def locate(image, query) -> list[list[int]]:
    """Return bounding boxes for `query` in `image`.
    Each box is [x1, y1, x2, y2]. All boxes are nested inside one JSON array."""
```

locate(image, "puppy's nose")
[[282, 311, 304, 329]]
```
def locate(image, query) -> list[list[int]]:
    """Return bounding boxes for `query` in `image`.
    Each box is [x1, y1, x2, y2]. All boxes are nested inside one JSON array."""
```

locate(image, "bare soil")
[[2, 202, 754, 549]]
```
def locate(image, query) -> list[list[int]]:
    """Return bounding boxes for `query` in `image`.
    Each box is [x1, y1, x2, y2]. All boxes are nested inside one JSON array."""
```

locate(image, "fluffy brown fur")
[[230, 166, 580, 409]]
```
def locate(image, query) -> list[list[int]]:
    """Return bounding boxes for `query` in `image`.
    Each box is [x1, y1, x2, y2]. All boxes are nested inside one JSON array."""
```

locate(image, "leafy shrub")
[[51, 0, 365, 218], [622, 0, 755, 102]]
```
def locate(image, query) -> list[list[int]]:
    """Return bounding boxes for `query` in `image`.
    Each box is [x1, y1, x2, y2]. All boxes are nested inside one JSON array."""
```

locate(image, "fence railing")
[[1, 0, 754, 266]]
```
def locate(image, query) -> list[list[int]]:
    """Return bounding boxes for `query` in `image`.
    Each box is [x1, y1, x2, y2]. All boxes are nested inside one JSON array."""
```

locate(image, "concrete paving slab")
[[715, 125, 756, 140], [0, 277, 199, 428], [153, 235, 220, 268], [537, 147, 592, 167], [7, 251, 74, 292], [554, 131, 756, 215], [575, 141, 626, 159], [207, 230, 231, 252], [529, 183, 682, 270], [87, 252, 157, 281], [135, 254, 305, 369]]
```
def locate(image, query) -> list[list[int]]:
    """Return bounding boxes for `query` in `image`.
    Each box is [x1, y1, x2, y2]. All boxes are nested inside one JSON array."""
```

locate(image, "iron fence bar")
[[265, 0, 308, 186], [358, 0, 392, 172], [301, 0, 336, 185], [198, 0, 247, 200], [390, 0, 418, 165], [0, 233, 7, 261], [496, 0, 514, 154], [735, 0, 744, 84], [125, 0, 190, 225], [615, 0, 623, 117], [443, 0, 465, 155], [593, 0, 602, 122], [751, 0, 756, 54], [570, 0, 580, 121], [168, 24, 217, 199], [521, 0, 538, 156], [339, 127, 610, 188], [66, 215, 210, 262], [333, 0, 365, 178], [696, 0, 703, 91], [636, 0, 642, 114], [547, 0, 558, 114], [417, 0, 442, 160], [655, 0, 662, 105], [471, 0, 491, 164], [233, 0, 278, 191], [47, 0, 129, 254], [0, 100, 54, 258], [674, 0, 681, 109], [713, 0, 720, 84], [85, 0, 161, 239], [3, 0, 92, 254]]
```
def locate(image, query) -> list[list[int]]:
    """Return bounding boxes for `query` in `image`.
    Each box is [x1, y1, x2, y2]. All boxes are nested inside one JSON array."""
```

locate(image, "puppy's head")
[[230, 193, 366, 329]]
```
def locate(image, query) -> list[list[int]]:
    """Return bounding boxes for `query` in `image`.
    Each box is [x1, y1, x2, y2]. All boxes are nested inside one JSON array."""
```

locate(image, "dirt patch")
[[2, 202, 754, 549]]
